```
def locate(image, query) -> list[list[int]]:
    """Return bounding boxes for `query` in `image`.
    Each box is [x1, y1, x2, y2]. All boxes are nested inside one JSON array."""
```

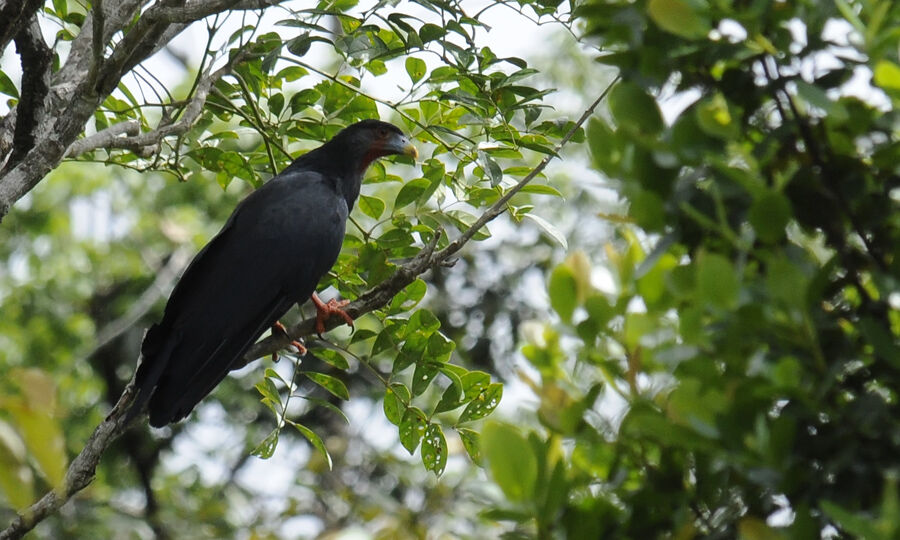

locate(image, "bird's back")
[[133, 171, 347, 426]]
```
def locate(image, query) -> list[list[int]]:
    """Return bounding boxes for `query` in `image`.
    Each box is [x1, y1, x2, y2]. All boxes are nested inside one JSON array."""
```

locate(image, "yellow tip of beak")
[[403, 143, 419, 160]]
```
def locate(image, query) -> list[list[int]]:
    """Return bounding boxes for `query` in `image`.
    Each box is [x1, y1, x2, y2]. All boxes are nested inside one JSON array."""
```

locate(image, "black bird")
[[130, 120, 418, 427]]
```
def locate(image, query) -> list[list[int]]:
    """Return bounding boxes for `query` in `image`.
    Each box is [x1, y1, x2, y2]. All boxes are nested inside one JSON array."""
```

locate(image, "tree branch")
[[66, 51, 247, 159], [64, 121, 142, 158], [3, 16, 52, 172], [0, 82, 616, 540], [0, 0, 42, 55]]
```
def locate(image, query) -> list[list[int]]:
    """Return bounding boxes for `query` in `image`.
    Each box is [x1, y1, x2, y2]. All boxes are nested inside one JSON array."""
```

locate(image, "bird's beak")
[[387, 133, 418, 160]]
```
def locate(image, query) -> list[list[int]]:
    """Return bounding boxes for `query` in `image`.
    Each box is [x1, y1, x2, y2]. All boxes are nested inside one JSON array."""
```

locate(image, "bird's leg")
[[272, 321, 306, 357], [311, 292, 354, 336]]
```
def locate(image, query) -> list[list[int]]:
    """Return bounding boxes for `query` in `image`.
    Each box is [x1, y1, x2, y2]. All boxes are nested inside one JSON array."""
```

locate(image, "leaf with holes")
[[412, 361, 442, 396], [458, 383, 503, 423], [399, 407, 428, 454], [421, 424, 448, 475], [384, 383, 410, 425], [406, 57, 427, 84], [458, 428, 481, 464], [251, 429, 279, 459]]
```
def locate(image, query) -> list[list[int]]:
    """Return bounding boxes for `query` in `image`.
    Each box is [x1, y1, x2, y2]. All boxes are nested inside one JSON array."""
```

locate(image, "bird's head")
[[337, 119, 418, 172]]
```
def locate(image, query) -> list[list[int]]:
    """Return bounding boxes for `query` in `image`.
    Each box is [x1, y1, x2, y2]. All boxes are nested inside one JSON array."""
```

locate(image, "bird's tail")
[[125, 323, 176, 425]]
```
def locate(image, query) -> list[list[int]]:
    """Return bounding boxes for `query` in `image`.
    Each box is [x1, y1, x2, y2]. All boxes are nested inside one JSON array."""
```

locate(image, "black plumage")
[[130, 120, 417, 427]]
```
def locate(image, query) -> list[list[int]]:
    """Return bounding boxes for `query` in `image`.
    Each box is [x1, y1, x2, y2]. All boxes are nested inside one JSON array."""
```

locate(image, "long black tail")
[[126, 323, 176, 425]]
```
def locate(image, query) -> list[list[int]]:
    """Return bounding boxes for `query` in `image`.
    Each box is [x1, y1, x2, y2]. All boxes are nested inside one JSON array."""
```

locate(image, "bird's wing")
[[133, 171, 347, 426]]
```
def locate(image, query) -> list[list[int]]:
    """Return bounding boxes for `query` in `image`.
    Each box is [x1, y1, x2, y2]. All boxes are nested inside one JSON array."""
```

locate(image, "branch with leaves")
[[0, 80, 614, 539], [0, 0, 287, 221]]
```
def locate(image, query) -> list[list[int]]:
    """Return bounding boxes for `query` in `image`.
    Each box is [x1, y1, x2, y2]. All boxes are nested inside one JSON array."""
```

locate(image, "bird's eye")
[[377, 128, 388, 138]]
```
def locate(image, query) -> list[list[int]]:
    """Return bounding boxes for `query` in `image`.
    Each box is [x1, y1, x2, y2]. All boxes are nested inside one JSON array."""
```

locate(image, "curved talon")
[[311, 293, 355, 336], [272, 321, 306, 355]]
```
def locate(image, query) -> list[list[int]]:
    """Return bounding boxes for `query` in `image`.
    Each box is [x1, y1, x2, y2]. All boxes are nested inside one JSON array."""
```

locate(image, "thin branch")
[[65, 120, 142, 158], [0, 84, 615, 540], [69, 51, 248, 159]]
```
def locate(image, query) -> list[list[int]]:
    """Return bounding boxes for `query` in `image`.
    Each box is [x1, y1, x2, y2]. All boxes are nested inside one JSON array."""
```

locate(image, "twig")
[[65, 120, 142, 158]]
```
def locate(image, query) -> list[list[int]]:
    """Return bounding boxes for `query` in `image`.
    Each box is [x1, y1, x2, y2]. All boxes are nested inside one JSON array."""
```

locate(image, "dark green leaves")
[[609, 82, 663, 135], [748, 192, 791, 243]]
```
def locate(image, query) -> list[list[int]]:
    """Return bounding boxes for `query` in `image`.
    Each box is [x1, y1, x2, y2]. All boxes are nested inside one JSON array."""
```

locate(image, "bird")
[[129, 119, 418, 427]]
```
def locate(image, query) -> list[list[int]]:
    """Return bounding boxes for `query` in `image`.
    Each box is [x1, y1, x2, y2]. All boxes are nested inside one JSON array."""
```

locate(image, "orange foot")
[[272, 321, 306, 358], [311, 292, 354, 336]]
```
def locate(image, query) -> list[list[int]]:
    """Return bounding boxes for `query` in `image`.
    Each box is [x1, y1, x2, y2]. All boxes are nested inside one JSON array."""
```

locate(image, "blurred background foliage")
[[1, 0, 899, 538]]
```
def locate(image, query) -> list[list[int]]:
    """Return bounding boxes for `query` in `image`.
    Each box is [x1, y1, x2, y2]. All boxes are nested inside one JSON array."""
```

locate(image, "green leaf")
[[399, 407, 428, 453], [748, 192, 791, 243], [482, 422, 537, 501], [462, 371, 491, 400], [519, 184, 563, 197], [647, 0, 711, 40], [523, 213, 568, 250], [419, 23, 446, 43], [0, 70, 19, 98], [297, 396, 350, 424], [251, 429, 279, 459], [548, 264, 578, 322], [478, 150, 503, 185], [394, 177, 431, 209], [421, 424, 448, 476], [695, 251, 739, 310], [696, 93, 739, 140], [609, 82, 663, 135], [874, 60, 900, 90], [587, 117, 623, 175], [412, 361, 441, 396], [312, 349, 350, 370], [303, 372, 350, 400], [358, 194, 385, 219], [434, 381, 464, 413], [457, 427, 481, 464], [405, 57, 427, 84], [255, 377, 283, 412], [384, 383, 409, 425], [458, 383, 503, 423], [821, 500, 882, 539], [268, 93, 284, 116], [288, 420, 333, 470]]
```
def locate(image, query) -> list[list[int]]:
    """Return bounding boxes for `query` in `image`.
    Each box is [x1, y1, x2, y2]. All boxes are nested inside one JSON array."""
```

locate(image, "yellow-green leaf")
[[647, 0, 711, 40]]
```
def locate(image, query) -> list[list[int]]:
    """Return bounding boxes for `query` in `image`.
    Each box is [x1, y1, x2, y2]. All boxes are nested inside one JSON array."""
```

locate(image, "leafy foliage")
[[2, 0, 899, 537]]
